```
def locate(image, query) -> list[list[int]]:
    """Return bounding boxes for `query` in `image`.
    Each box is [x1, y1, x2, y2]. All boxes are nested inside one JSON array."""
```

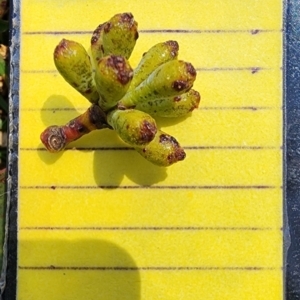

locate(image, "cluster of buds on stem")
[[40, 13, 201, 166]]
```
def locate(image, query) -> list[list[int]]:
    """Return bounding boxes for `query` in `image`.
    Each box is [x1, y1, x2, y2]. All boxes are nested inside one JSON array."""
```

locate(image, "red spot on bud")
[[165, 40, 179, 57], [104, 22, 112, 33], [54, 39, 70, 59], [172, 80, 188, 91], [140, 120, 157, 143], [91, 23, 105, 45], [120, 12, 134, 23], [185, 62, 197, 77], [107, 55, 133, 85]]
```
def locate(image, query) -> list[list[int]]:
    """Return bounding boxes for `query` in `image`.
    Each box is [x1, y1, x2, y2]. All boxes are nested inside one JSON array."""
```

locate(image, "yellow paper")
[[18, 1, 283, 299]]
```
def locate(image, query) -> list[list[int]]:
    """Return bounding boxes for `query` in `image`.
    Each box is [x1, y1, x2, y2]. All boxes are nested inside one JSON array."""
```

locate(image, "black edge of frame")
[[2, 0, 20, 299], [286, 0, 300, 299]]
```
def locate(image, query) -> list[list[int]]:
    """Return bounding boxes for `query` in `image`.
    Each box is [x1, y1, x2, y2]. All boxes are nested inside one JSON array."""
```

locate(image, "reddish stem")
[[40, 104, 110, 152]]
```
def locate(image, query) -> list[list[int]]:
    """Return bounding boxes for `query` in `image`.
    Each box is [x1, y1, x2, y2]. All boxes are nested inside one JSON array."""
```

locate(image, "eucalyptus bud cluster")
[[40, 13, 201, 166]]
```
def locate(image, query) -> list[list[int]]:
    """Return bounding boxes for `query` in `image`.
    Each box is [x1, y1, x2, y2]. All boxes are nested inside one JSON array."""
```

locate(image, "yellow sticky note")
[[17, 1, 283, 299]]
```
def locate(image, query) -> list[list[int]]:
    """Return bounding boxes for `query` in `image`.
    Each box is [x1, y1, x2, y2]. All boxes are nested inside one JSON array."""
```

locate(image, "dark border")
[[2, 0, 20, 299], [285, 0, 300, 299]]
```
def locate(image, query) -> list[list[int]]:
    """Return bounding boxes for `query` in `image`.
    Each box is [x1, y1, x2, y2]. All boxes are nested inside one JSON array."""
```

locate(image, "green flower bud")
[[119, 60, 197, 108], [135, 89, 200, 117], [54, 39, 99, 104], [107, 109, 157, 147], [135, 130, 186, 166], [95, 55, 133, 111], [129, 40, 179, 91], [91, 12, 138, 64]]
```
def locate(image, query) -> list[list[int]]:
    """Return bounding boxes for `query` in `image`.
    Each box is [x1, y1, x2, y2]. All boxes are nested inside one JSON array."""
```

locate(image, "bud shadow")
[[40, 94, 83, 127], [19, 237, 141, 300], [37, 143, 64, 165], [93, 144, 167, 187], [93, 150, 125, 188], [155, 114, 191, 128], [122, 151, 168, 185]]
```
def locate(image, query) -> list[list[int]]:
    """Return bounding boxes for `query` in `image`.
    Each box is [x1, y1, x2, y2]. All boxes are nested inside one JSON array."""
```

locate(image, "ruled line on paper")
[[19, 185, 280, 190], [18, 265, 279, 271], [19, 226, 278, 231], [21, 69, 58, 74], [20, 66, 279, 74], [183, 145, 282, 150], [22, 29, 282, 35], [140, 29, 282, 34], [198, 106, 281, 111], [197, 67, 273, 73], [20, 106, 279, 112], [20, 146, 282, 151]]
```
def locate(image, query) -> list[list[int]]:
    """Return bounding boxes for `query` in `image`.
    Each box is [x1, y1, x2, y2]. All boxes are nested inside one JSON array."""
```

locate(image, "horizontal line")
[[21, 106, 278, 112], [141, 29, 281, 34], [199, 106, 278, 110], [20, 185, 279, 190], [20, 146, 281, 152], [21, 67, 279, 74], [184, 146, 281, 150], [23, 107, 88, 111], [20, 226, 276, 231], [18, 266, 278, 271], [23, 30, 93, 35], [21, 69, 57, 74], [196, 67, 274, 73], [20, 147, 134, 151], [22, 29, 281, 35]]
